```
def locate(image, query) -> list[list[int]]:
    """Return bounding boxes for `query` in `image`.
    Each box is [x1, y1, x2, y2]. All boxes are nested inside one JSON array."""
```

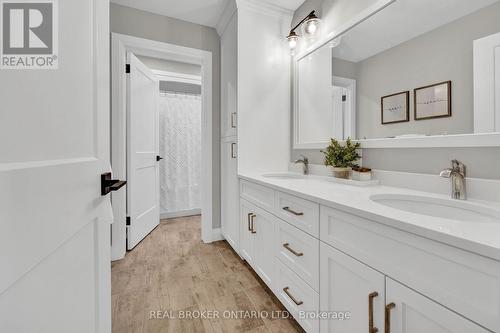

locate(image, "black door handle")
[[101, 172, 127, 196], [156, 156, 163, 162]]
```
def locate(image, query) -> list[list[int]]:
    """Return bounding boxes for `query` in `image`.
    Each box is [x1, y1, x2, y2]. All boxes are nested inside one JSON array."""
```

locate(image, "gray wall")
[[111, 3, 222, 227], [356, 2, 500, 139], [292, 0, 500, 180]]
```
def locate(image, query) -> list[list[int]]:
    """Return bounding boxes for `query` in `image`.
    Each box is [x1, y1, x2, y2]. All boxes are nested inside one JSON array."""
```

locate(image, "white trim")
[[160, 209, 201, 220], [211, 228, 226, 242], [216, 0, 237, 36], [358, 132, 500, 148], [292, 0, 500, 149], [111, 33, 214, 261], [236, 0, 294, 18], [153, 69, 202, 85]]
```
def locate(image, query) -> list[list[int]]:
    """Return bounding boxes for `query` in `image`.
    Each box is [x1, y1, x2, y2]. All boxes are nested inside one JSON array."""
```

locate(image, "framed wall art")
[[381, 91, 410, 124], [414, 81, 451, 120]]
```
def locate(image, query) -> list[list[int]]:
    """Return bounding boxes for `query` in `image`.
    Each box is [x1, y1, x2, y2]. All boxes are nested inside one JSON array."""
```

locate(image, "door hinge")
[[126, 216, 131, 226], [125, 64, 130, 73]]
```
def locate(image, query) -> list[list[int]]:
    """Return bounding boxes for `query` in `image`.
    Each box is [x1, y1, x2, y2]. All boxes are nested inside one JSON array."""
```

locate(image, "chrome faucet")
[[439, 160, 466, 200], [294, 155, 309, 175]]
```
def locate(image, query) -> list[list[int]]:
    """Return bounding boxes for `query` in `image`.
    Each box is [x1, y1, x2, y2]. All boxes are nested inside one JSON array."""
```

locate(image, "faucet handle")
[[452, 160, 466, 177]]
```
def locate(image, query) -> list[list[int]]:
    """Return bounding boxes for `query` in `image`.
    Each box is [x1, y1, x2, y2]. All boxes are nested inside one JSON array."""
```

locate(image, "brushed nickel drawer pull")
[[231, 142, 237, 159], [385, 303, 396, 333], [247, 213, 253, 232], [283, 287, 303, 306], [282, 207, 304, 216], [250, 214, 257, 234], [231, 112, 237, 128], [369, 292, 379, 333], [283, 243, 304, 257]]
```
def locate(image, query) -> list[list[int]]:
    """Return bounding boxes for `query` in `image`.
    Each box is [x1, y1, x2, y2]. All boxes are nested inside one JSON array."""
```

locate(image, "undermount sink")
[[262, 173, 306, 179], [370, 194, 500, 223]]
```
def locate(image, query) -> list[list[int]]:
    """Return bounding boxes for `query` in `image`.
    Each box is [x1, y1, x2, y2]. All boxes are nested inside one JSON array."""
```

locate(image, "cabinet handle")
[[385, 303, 396, 333], [247, 213, 253, 232], [283, 287, 303, 306], [231, 143, 237, 159], [231, 112, 237, 128], [369, 292, 379, 333], [250, 214, 257, 234], [283, 243, 304, 257], [282, 207, 304, 216]]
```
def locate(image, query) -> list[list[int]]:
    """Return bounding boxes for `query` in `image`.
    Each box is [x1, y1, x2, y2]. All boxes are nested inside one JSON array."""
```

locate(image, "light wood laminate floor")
[[112, 215, 305, 333]]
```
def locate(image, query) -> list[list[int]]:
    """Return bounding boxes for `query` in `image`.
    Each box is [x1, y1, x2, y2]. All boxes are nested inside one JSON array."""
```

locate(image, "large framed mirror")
[[293, 0, 500, 149]]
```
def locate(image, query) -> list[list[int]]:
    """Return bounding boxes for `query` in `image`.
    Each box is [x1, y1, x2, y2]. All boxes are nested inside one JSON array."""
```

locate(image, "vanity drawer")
[[275, 191, 319, 237], [240, 180, 274, 211], [276, 219, 319, 291], [275, 259, 319, 333], [320, 205, 500, 332]]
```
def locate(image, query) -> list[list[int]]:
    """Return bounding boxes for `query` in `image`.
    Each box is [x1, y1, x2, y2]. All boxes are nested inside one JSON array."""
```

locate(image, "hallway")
[[111, 216, 305, 333]]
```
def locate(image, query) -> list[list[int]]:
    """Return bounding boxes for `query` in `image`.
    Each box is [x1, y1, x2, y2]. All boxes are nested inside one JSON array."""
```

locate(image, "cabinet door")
[[221, 140, 239, 251], [253, 208, 277, 289], [239, 199, 255, 265], [320, 243, 385, 333], [386, 278, 490, 333], [221, 13, 237, 138]]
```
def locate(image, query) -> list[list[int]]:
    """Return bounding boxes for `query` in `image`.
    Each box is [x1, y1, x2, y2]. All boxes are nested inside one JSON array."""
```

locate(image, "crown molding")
[[216, 0, 237, 36], [236, 0, 294, 19]]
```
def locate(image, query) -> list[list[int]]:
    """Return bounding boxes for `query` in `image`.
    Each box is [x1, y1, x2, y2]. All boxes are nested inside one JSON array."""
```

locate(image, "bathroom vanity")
[[217, 0, 500, 331], [235, 174, 500, 333]]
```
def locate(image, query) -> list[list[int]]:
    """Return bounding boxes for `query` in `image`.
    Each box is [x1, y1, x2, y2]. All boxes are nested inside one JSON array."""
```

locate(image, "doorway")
[[154, 69, 203, 220], [110, 33, 214, 261]]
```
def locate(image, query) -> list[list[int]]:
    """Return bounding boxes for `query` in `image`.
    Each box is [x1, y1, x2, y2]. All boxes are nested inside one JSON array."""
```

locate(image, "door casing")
[[111, 33, 214, 260]]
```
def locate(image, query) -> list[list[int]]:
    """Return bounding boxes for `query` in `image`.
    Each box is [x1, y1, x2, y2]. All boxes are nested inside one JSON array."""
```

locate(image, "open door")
[[0, 1, 113, 332], [126, 53, 160, 249]]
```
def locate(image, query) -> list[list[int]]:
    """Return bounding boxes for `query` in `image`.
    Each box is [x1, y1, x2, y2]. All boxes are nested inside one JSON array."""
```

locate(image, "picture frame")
[[381, 91, 410, 124], [414, 81, 452, 120]]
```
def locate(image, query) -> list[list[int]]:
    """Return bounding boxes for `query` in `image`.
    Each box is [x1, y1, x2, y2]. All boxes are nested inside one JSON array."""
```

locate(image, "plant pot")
[[332, 167, 352, 179]]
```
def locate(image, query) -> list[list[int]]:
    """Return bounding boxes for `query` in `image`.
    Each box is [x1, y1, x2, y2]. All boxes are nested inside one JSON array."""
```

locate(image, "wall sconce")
[[286, 11, 321, 51]]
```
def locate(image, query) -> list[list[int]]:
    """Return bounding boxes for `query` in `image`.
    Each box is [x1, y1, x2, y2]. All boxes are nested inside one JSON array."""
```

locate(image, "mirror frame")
[[292, 0, 500, 149]]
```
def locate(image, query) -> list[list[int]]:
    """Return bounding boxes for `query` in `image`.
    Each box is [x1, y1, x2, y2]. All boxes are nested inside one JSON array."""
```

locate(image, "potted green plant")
[[321, 138, 361, 179]]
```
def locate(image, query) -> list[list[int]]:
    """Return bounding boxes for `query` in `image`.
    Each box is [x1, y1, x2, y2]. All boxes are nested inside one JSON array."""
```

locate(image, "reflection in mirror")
[[293, 0, 500, 148]]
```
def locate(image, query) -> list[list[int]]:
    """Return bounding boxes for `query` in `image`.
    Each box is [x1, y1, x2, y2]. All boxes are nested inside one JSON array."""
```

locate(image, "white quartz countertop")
[[239, 172, 500, 261]]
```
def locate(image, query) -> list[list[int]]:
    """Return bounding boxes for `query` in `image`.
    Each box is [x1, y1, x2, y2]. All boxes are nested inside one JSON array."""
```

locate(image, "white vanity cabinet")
[[320, 243, 385, 333], [386, 278, 490, 333], [239, 198, 277, 288], [234, 178, 499, 333]]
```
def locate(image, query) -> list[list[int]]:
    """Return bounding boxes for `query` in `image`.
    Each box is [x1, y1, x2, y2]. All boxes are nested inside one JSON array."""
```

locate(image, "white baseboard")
[[211, 228, 225, 242], [160, 209, 201, 220]]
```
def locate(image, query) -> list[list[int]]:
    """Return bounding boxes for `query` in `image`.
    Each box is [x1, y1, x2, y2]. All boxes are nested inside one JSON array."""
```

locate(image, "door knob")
[[101, 172, 127, 196], [156, 156, 163, 162]]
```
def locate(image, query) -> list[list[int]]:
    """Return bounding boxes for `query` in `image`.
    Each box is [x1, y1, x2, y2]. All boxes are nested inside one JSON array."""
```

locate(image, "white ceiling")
[[110, 0, 306, 28]]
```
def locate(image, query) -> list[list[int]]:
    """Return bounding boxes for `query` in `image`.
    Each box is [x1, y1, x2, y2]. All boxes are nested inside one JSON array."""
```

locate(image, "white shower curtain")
[[159, 92, 201, 216]]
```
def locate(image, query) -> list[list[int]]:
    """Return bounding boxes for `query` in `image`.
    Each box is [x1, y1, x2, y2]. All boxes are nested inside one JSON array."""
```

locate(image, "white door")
[[221, 13, 238, 138], [239, 199, 256, 264], [0, 1, 113, 332], [320, 243, 385, 333], [386, 278, 489, 333], [221, 139, 239, 251], [474, 31, 500, 133], [127, 53, 160, 249], [253, 208, 276, 288]]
